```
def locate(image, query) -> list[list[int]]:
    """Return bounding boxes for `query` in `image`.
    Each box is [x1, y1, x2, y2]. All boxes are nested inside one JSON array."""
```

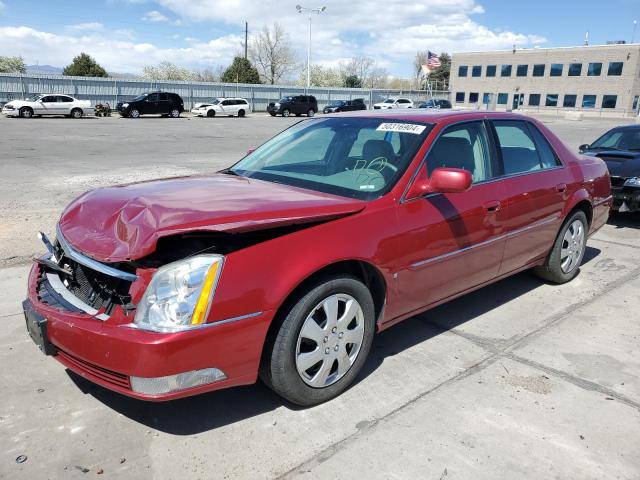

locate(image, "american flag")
[[427, 51, 441, 68]]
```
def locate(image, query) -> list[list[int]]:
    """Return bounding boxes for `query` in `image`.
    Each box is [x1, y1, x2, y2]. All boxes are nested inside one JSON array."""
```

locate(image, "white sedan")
[[2, 94, 94, 118], [191, 97, 251, 117], [372, 98, 414, 110]]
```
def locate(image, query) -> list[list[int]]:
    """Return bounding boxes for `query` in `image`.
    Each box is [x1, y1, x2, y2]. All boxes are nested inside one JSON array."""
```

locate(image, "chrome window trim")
[[45, 271, 110, 321], [409, 213, 560, 270], [56, 224, 138, 282]]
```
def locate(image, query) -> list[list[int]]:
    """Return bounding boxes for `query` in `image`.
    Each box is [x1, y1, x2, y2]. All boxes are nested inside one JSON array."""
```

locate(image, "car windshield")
[[229, 117, 432, 200], [25, 94, 42, 101], [328, 101, 345, 107], [210, 99, 221, 105], [383, 99, 396, 104], [132, 94, 148, 102], [590, 128, 640, 151]]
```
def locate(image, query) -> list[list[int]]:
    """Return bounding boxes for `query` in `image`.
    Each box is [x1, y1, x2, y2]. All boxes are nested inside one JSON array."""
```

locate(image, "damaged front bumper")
[[611, 186, 640, 212], [24, 236, 274, 401]]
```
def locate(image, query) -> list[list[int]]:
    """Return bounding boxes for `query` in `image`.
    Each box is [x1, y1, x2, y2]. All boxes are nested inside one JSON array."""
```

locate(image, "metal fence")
[[0, 73, 450, 111]]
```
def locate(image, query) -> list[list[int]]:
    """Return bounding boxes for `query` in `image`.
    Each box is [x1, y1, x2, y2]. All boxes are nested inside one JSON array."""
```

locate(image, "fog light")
[[130, 368, 226, 395]]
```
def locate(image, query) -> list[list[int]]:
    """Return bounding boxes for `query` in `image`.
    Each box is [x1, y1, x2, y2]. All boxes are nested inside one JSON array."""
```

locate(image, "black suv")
[[323, 98, 366, 114], [417, 98, 452, 109], [117, 92, 184, 118], [267, 95, 318, 117]]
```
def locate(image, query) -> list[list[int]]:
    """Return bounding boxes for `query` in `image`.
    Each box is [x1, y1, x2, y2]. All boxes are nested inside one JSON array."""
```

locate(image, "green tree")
[[63, 53, 108, 77], [220, 56, 261, 84], [0, 55, 26, 73], [343, 74, 363, 88]]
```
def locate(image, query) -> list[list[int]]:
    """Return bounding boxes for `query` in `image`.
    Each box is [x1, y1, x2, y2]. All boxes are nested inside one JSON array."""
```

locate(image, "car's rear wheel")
[[19, 107, 33, 119], [307, 109, 315, 117], [169, 108, 180, 118], [534, 210, 588, 284], [70, 108, 83, 119], [261, 275, 375, 406], [129, 109, 140, 118], [238, 109, 245, 117], [206, 109, 215, 117], [282, 109, 290, 117]]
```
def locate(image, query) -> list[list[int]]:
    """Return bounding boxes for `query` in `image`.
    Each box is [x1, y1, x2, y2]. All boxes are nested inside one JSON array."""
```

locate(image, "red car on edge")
[[24, 110, 611, 406]]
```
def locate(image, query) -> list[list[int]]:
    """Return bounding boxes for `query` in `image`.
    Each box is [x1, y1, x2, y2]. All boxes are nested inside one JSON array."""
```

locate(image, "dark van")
[[267, 95, 318, 117], [117, 92, 184, 118]]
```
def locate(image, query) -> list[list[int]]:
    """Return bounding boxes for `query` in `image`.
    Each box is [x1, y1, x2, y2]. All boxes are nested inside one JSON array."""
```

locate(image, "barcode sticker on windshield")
[[376, 123, 426, 135]]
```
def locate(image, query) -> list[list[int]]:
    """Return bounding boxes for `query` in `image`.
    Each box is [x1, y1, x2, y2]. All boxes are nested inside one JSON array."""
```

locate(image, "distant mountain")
[[26, 65, 63, 75]]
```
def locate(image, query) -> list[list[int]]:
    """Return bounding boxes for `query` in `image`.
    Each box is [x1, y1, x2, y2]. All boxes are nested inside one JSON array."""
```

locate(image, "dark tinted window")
[[545, 94, 558, 107], [146, 93, 159, 102], [550, 64, 563, 76], [501, 65, 512, 77], [602, 95, 617, 108], [568, 63, 582, 76], [58, 96, 74, 102], [587, 63, 602, 76], [516, 64, 528, 77], [493, 121, 542, 174], [582, 95, 596, 108], [528, 124, 561, 168], [532, 64, 545, 76], [41, 96, 57, 102], [469, 92, 479, 103], [608, 62, 623, 76], [563, 94, 577, 107], [221, 100, 232, 105], [426, 121, 494, 182], [458, 65, 468, 77], [309, 96, 316, 102], [528, 94, 541, 106], [472, 65, 482, 77], [486, 65, 496, 77], [455, 92, 465, 103], [497, 93, 508, 105]]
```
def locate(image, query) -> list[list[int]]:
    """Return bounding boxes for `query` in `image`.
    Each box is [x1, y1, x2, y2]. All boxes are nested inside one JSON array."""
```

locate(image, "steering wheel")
[[366, 156, 398, 177]]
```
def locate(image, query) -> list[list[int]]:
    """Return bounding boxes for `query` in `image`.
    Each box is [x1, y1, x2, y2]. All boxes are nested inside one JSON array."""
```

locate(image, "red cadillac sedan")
[[24, 110, 611, 406]]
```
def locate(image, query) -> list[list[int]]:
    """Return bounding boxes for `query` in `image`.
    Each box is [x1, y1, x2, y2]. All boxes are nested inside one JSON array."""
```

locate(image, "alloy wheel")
[[295, 293, 365, 388], [560, 219, 585, 273]]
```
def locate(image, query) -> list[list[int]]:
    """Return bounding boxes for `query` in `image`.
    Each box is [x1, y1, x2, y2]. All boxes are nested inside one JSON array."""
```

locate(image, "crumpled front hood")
[[59, 174, 365, 262]]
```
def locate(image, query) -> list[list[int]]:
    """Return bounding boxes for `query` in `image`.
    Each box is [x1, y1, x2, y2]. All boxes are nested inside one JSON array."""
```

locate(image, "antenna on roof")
[[584, 31, 589, 46]]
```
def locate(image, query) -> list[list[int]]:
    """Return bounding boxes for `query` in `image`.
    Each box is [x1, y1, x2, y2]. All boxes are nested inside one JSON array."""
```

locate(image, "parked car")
[[373, 98, 413, 109], [116, 92, 184, 118], [24, 111, 610, 407], [323, 98, 367, 114], [267, 95, 317, 117], [2, 94, 93, 119], [580, 125, 640, 212], [191, 98, 251, 117], [418, 99, 452, 109]]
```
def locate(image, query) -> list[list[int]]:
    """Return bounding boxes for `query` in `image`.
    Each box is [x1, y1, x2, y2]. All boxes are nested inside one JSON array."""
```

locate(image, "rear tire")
[[260, 275, 375, 406], [169, 108, 180, 118], [70, 108, 83, 119], [238, 109, 245, 117], [307, 109, 315, 117], [533, 210, 588, 284], [19, 107, 33, 119]]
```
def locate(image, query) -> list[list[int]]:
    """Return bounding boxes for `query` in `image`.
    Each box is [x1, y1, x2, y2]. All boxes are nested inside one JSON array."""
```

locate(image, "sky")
[[0, 0, 638, 77]]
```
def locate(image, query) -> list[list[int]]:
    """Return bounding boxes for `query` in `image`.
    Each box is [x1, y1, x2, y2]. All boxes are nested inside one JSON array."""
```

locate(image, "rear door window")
[[527, 124, 561, 168], [493, 120, 546, 174]]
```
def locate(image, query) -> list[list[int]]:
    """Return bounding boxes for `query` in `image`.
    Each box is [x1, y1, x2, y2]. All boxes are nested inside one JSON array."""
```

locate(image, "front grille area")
[[57, 349, 131, 390], [610, 176, 626, 188]]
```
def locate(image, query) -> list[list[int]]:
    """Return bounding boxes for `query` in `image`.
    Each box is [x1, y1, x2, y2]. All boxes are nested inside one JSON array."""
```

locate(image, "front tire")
[[261, 275, 375, 406], [534, 210, 588, 284], [129, 109, 140, 118], [19, 107, 33, 119], [206, 109, 215, 117], [282, 109, 290, 117]]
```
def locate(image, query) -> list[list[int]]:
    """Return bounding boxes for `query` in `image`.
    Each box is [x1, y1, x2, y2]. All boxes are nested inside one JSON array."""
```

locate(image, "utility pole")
[[244, 22, 248, 59]]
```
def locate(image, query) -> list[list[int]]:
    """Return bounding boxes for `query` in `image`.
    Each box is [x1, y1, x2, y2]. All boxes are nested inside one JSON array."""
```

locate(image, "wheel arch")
[[563, 189, 593, 227]]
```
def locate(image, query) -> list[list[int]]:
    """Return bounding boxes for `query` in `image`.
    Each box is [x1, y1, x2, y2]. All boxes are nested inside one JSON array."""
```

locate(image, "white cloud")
[[142, 10, 169, 22], [67, 22, 104, 32], [0, 26, 242, 73]]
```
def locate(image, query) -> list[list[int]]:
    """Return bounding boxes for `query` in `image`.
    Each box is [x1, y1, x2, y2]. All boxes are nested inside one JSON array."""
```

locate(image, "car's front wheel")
[[282, 109, 290, 117], [534, 210, 588, 284], [129, 108, 140, 118], [261, 275, 375, 406], [19, 107, 33, 119], [206, 109, 215, 117]]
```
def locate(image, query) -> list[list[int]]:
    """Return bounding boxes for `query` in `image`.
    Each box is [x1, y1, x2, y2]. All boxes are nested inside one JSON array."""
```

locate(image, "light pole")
[[296, 4, 326, 90], [633, 20, 638, 44]]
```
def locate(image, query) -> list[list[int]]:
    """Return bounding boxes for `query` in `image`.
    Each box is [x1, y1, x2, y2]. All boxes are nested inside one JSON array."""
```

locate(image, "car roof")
[[329, 109, 536, 123]]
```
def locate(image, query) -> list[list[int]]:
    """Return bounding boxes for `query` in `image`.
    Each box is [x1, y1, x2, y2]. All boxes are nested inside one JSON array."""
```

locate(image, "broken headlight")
[[623, 177, 640, 187], [134, 254, 224, 332]]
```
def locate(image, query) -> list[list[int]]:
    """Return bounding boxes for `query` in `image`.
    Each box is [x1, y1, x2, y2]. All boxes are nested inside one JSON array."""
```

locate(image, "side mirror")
[[578, 144, 589, 153], [405, 166, 472, 200]]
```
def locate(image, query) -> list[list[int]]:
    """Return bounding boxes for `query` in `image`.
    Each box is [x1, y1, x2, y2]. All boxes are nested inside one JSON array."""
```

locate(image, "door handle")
[[556, 183, 567, 193], [483, 200, 502, 212]]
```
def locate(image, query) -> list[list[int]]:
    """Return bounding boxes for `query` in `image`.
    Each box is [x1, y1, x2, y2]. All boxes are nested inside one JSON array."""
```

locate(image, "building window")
[[568, 63, 582, 76], [545, 94, 558, 107], [458, 65, 468, 77], [607, 62, 623, 76], [482, 93, 491, 104], [602, 95, 617, 108], [469, 92, 479, 103], [472, 65, 482, 77], [550, 64, 563, 76], [486, 65, 496, 77], [532, 64, 545, 77], [528, 94, 541, 106], [455, 92, 465, 103], [497, 93, 508, 105], [582, 95, 596, 108], [633, 96, 639, 111], [501, 65, 512, 77], [587, 63, 602, 76], [516, 64, 528, 77], [563, 94, 577, 107]]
